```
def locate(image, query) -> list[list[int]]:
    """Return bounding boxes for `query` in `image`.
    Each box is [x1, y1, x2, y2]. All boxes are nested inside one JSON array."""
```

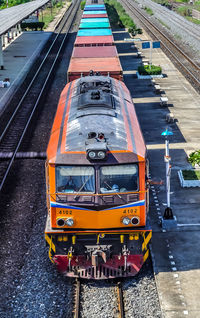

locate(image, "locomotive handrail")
[[48, 190, 147, 198]]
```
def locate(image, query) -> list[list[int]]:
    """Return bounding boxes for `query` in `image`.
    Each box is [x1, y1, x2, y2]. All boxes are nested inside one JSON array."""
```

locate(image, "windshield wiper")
[[103, 181, 126, 203], [74, 175, 92, 199]]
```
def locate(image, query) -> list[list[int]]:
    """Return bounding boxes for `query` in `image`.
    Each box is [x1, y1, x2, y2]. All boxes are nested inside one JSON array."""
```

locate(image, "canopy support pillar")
[[0, 36, 4, 70]]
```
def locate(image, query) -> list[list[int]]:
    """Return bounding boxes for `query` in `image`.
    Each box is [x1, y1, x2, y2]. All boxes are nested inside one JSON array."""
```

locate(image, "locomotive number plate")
[[56, 209, 73, 216], [122, 207, 139, 214]]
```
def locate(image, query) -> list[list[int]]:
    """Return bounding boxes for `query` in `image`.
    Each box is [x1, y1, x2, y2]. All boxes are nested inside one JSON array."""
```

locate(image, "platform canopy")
[[0, 0, 50, 36]]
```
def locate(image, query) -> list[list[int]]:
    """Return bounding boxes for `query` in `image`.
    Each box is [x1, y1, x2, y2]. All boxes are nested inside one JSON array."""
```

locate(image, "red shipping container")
[[75, 35, 114, 47], [67, 57, 123, 82], [72, 46, 118, 58], [82, 14, 108, 18]]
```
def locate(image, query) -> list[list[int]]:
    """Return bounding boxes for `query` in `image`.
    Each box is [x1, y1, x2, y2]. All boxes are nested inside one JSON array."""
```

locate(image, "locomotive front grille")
[[66, 265, 133, 279]]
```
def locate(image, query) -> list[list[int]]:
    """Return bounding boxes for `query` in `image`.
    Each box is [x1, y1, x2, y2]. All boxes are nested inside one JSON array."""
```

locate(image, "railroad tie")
[[0, 152, 46, 159]]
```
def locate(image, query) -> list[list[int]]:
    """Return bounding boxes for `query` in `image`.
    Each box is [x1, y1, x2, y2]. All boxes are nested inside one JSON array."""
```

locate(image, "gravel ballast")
[[135, 0, 200, 58], [123, 262, 162, 318]]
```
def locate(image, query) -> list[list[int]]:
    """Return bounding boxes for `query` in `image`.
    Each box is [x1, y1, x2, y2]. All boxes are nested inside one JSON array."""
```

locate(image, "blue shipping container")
[[85, 5, 105, 8], [77, 29, 112, 36], [79, 22, 110, 29]]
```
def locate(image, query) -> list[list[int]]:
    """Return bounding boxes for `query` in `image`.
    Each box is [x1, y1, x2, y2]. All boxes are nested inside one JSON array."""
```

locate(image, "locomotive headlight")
[[122, 217, 131, 225], [88, 151, 96, 159], [131, 217, 140, 225], [97, 151, 106, 159], [65, 218, 74, 227], [57, 218, 65, 227]]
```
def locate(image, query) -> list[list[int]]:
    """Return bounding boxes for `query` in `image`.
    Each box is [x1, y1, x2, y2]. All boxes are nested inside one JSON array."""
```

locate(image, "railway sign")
[[142, 42, 150, 49], [142, 41, 161, 66], [142, 41, 160, 49], [152, 41, 160, 48]]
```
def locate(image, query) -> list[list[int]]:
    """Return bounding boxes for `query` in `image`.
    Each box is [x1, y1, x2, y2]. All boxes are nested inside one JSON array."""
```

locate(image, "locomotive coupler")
[[85, 245, 112, 267]]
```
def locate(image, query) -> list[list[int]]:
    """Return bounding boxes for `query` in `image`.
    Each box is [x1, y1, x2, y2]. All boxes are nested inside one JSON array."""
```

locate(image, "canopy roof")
[[0, 0, 50, 36]]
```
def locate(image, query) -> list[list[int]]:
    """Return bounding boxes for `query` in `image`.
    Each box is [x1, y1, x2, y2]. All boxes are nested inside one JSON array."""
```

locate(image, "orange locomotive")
[[45, 0, 151, 279], [45, 75, 152, 279]]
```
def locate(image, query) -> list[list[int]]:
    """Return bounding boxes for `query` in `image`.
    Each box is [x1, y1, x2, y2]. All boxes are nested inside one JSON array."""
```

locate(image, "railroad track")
[[73, 278, 126, 318], [0, 0, 80, 191], [119, 0, 200, 90], [116, 281, 125, 318], [74, 278, 81, 318]]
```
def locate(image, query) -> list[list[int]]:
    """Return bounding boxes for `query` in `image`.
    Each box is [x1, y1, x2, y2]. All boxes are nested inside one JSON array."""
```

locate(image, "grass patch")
[[194, 1, 200, 10], [145, 6, 153, 15], [176, 6, 192, 16], [105, 1, 123, 28], [81, 0, 85, 10], [176, 5, 200, 24], [186, 16, 200, 24], [0, 0, 30, 9], [138, 64, 162, 75], [152, 0, 172, 9], [175, 0, 189, 3], [105, 0, 142, 34], [182, 170, 200, 180], [38, 0, 70, 29]]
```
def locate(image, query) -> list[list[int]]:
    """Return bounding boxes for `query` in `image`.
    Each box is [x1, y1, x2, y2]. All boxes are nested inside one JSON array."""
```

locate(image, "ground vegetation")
[[105, 0, 142, 34], [138, 65, 162, 75], [188, 150, 200, 167]]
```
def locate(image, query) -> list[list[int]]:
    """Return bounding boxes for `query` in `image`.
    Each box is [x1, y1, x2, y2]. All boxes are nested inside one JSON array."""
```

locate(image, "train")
[[45, 0, 152, 279]]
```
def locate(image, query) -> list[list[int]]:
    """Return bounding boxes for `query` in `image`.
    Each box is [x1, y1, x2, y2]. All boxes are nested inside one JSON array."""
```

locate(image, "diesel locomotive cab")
[[48, 160, 145, 230]]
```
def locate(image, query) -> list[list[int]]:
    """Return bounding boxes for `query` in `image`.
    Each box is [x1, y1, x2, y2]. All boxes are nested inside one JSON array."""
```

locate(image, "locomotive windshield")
[[56, 166, 95, 193], [100, 164, 138, 193]]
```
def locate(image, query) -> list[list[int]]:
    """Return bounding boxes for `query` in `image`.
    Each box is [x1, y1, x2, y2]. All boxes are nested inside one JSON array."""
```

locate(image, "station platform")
[[0, 1, 70, 116], [0, 31, 51, 115], [114, 29, 200, 317], [1, 9, 200, 316]]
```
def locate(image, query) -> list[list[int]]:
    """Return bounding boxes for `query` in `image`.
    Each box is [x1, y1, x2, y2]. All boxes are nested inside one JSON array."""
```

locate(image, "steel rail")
[[120, 0, 200, 86], [124, 0, 200, 71], [140, 1, 200, 41], [0, 2, 75, 144], [74, 278, 81, 318], [117, 281, 125, 318], [0, 0, 80, 192]]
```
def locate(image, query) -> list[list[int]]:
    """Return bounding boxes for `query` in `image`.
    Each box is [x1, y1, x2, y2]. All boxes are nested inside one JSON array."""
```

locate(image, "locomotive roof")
[[47, 75, 146, 164]]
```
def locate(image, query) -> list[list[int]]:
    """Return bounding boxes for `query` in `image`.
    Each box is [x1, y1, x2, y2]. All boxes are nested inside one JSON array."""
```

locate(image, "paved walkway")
[[114, 29, 200, 318]]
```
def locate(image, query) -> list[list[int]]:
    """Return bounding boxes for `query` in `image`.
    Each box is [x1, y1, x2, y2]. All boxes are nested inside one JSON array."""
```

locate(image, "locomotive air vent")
[[78, 91, 115, 110], [79, 77, 112, 94], [91, 90, 100, 100]]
